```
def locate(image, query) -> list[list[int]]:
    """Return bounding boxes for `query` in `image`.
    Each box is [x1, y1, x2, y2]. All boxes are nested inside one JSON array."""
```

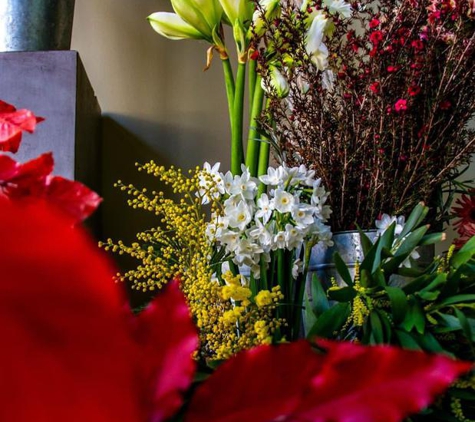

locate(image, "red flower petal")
[[0, 201, 142, 422], [186, 341, 323, 422], [296, 340, 472, 422], [45, 175, 102, 222], [0, 201, 199, 422], [133, 281, 198, 421], [186, 340, 471, 422], [0, 100, 43, 153]]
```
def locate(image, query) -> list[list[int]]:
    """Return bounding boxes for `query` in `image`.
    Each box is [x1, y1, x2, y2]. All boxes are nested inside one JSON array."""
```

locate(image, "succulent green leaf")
[[307, 302, 350, 339], [310, 273, 330, 315], [328, 286, 357, 302], [385, 286, 408, 324], [333, 252, 353, 287], [399, 202, 427, 239]]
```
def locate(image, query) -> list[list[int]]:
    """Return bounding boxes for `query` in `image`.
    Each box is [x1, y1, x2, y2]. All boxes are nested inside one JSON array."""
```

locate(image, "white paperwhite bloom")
[[273, 231, 287, 250], [248, 220, 273, 252], [375, 214, 405, 236], [285, 224, 305, 249], [222, 171, 234, 194], [229, 165, 258, 200], [259, 166, 286, 186], [255, 193, 273, 223], [198, 162, 225, 204], [205, 214, 229, 240], [292, 204, 315, 227], [321, 69, 335, 91], [234, 238, 263, 267], [310, 220, 334, 247], [273, 189, 295, 213], [323, 0, 352, 18], [220, 229, 241, 252], [401, 248, 421, 268], [292, 259, 303, 279], [226, 200, 253, 231]]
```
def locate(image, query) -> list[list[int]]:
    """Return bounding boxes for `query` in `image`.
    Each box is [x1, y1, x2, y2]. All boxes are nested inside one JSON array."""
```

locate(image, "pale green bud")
[[219, 0, 254, 28], [170, 0, 223, 42], [148, 12, 204, 40], [251, 0, 281, 38]]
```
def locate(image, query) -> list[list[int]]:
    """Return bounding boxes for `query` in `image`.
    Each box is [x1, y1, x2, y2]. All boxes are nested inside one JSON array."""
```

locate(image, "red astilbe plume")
[[186, 339, 471, 422], [452, 192, 475, 248], [0, 152, 101, 223], [0, 200, 198, 422], [0, 99, 43, 153]]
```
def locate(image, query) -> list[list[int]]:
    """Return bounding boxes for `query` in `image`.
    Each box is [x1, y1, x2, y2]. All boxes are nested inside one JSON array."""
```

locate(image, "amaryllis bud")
[[262, 65, 290, 98], [148, 12, 204, 40]]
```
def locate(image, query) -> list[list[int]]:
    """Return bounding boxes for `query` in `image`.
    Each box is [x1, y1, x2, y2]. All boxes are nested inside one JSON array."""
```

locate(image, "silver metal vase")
[[0, 0, 75, 52]]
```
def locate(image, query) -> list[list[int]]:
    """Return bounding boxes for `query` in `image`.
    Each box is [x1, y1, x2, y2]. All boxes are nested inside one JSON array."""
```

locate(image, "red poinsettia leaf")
[[0, 153, 20, 181], [0, 100, 43, 153], [45, 175, 102, 222], [294, 340, 472, 422], [186, 340, 470, 422], [0, 200, 143, 422], [133, 280, 198, 421], [186, 341, 324, 422]]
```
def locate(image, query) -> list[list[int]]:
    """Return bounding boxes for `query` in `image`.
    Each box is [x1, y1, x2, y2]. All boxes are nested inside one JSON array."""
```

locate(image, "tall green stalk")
[[221, 58, 235, 134], [231, 62, 247, 175], [245, 75, 265, 177]]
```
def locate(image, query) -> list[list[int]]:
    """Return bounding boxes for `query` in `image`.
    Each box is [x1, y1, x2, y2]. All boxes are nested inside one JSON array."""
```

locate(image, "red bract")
[[186, 340, 470, 422], [0, 152, 101, 222], [0, 99, 43, 153], [0, 201, 198, 422]]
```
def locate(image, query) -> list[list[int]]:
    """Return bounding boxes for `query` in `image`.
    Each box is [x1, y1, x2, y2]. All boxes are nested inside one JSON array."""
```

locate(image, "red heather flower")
[[387, 65, 400, 72], [369, 18, 380, 28], [408, 85, 422, 96], [394, 99, 408, 112], [369, 30, 384, 45], [0, 200, 199, 422], [370, 82, 380, 94], [186, 340, 471, 422], [0, 100, 43, 153], [411, 39, 425, 50], [0, 152, 101, 223]]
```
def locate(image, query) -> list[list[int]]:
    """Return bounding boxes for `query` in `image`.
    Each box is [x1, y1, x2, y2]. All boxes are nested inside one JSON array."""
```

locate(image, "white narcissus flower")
[[273, 231, 287, 250], [323, 0, 353, 18], [273, 189, 295, 213], [219, 229, 241, 252], [227, 200, 253, 231], [198, 162, 224, 204], [285, 224, 305, 249], [248, 220, 273, 252], [206, 214, 229, 240], [292, 259, 303, 279], [230, 165, 258, 200], [375, 214, 405, 236], [255, 193, 273, 223], [148, 13, 204, 40], [259, 166, 286, 186], [292, 204, 315, 227], [262, 65, 290, 98]]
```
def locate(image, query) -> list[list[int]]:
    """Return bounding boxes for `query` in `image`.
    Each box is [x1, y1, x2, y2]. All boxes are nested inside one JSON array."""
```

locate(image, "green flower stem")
[[277, 248, 286, 322], [221, 57, 235, 134], [248, 58, 257, 114], [292, 275, 305, 341], [245, 75, 265, 177], [257, 138, 270, 195], [231, 62, 246, 175]]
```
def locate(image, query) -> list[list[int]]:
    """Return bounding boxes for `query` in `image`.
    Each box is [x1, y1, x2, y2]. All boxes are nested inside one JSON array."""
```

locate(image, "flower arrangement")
[[255, 0, 475, 231]]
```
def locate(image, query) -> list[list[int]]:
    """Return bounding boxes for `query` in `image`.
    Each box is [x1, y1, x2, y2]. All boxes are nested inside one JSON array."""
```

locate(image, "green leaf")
[[303, 292, 318, 335], [399, 202, 428, 239], [417, 290, 440, 301], [328, 286, 357, 302], [333, 252, 353, 287], [369, 311, 384, 344], [419, 232, 445, 246], [395, 225, 429, 258], [307, 302, 350, 339], [413, 332, 446, 354], [451, 239, 475, 268], [385, 286, 408, 324], [401, 298, 425, 334], [437, 294, 475, 308], [403, 274, 436, 295], [310, 274, 330, 316], [454, 307, 475, 358], [372, 223, 396, 273], [357, 226, 374, 255], [395, 329, 422, 350]]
